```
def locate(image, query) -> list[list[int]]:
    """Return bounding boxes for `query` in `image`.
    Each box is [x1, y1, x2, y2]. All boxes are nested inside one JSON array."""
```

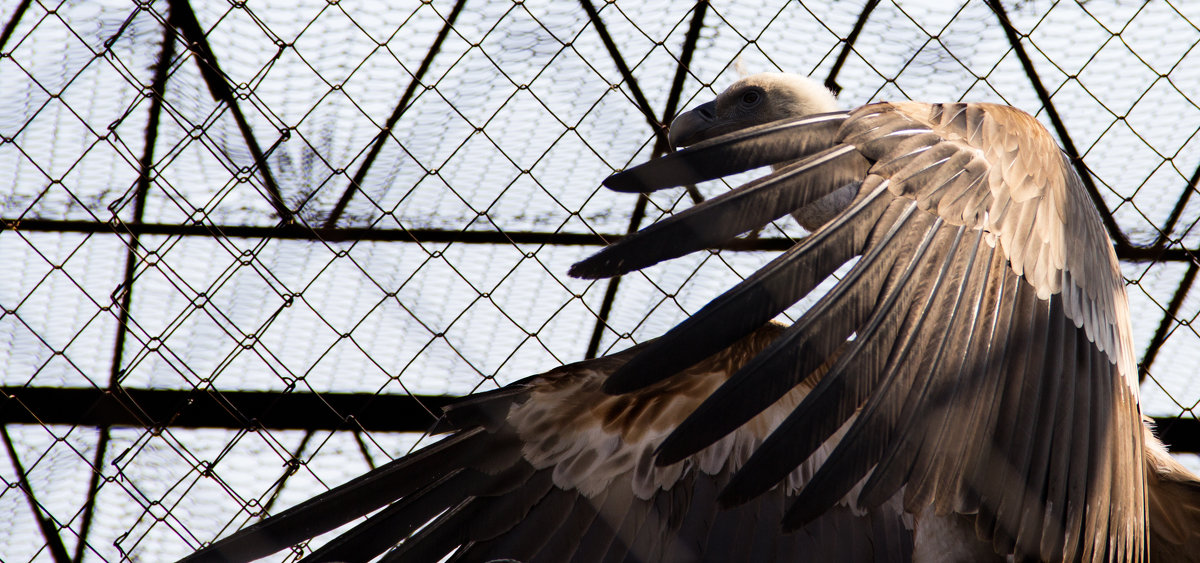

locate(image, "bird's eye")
[[741, 90, 762, 106]]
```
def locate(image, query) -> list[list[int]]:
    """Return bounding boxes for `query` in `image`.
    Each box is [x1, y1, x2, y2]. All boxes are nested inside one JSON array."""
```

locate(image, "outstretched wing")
[[573, 101, 1145, 562], [179, 324, 912, 563]]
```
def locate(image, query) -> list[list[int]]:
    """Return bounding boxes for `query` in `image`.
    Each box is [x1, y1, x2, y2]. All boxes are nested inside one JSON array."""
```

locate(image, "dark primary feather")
[[573, 96, 1148, 561], [722, 214, 959, 510], [775, 222, 970, 523], [653, 192, 917, 463], [601, 112, 847, 193], [601, 179, 892, 396], [177, 427, 491, 562], [570, 144, 868, 280], [180, 324, 914, 563]]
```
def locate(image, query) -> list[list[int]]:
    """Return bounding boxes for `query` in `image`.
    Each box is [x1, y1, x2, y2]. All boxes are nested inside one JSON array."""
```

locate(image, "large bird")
[[572, 72, 1200, 561], [181, 74, 1200, 562]]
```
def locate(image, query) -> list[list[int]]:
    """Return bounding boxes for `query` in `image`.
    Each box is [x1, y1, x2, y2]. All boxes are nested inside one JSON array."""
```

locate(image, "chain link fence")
[[1, 0, 1199, 560]]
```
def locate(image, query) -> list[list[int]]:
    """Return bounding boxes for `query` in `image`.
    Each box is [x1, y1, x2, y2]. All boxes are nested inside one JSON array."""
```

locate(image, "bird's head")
[[668, 73, 839, 149]]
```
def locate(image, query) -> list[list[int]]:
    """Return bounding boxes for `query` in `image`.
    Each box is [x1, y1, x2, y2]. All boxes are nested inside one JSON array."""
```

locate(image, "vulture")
[[181, 74, 1200, 563]]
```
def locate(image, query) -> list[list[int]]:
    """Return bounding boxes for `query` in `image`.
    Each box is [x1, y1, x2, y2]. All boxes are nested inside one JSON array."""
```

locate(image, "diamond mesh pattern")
[[1, 0, 1199, 560]]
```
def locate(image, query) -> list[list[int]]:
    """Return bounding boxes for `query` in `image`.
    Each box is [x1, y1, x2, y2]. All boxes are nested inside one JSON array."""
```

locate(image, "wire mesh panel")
[[1, 0, 1199, 560]]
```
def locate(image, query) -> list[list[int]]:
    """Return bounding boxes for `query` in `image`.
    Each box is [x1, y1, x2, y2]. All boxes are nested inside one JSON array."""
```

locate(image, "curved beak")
[[668, 101, 720, 149]]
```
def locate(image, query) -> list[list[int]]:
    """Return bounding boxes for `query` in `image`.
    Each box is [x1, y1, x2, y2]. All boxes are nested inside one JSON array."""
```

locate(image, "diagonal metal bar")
[[1139, 261, 1198, 383], [1, 426, 71, 563], [661, 0, 709, 140], [986, 0, 1130, 249], [260, 430, 315, 515], [324, 0, 468, 229], [585, 196, 649, 360], [352, 430, 377, 470], [75, 19, 182, 561], [72, 428, 108, 563], [0, 0, 31, 53], [584, 0, 708, 359], [663, 0, 709, 206], [105, 0, 177, 413], [578, 0, 672, 153], [104, 11, 177, 411], [166, 0, 292, 222], [823, 0, 880, 96], [1153, 160, 1200, 250], [128, 24, 177, 226]]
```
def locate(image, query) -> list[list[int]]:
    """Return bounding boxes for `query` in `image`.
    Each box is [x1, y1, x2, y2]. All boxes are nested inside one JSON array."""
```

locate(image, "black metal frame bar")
[[578, 0, 674, 153], [986, 0, 1131, 249], [323, 0, 469, 229], [4, 386, 1198, 452], [662, 0, 710, 142], [7, 217, 1199, 262], [260, 430, 314, 515], [1139, 262, 1199, 382], [823, 0, 880, 96], [166, 0, 292, 222], [72, 20, 183, 558], [4, 3, 82, 560], [1154, 160, 1200, 250], [2, 218, 798, 251], [0, 387, 453, 432], [987, 0, 1200, 392], [581, 0, 710, 359], [0, 0, 30, 53], [1, 425, 70, 563]]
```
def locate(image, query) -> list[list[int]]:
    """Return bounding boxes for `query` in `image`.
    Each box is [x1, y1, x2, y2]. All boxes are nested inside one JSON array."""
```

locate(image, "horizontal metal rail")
[[4, 218, 1197, 261], [2, 386, 1197, 452], [0, 386, 452, 432], [2, 217, 793, 250]]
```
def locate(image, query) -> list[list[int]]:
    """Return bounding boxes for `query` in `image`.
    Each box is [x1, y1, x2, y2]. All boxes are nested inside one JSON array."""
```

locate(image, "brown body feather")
[[1145, 421, 1200, 562]]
